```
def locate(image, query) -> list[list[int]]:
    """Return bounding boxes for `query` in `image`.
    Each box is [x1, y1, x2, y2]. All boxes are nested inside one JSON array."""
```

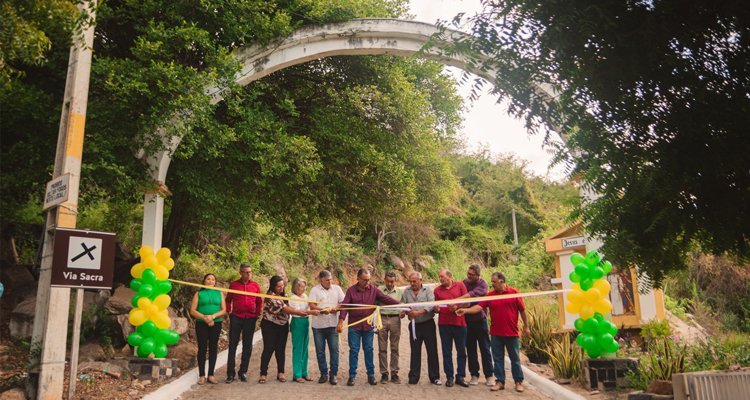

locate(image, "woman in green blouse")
[[190, 273, 226, 384]]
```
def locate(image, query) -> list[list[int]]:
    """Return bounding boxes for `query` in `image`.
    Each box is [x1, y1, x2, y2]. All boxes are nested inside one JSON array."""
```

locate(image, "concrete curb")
[[141, 331, 264, 400], [514, 357, 585, 400]]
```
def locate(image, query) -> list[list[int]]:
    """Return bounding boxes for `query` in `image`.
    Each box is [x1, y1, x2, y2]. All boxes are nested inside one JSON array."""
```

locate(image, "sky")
[[408, 0, 567, 181]]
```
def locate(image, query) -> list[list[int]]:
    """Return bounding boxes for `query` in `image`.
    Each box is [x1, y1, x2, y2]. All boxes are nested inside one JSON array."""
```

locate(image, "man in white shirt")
[[309, 270, 345, 385]]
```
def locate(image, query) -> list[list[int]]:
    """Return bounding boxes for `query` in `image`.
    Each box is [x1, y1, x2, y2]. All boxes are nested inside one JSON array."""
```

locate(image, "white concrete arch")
[[141, 18, 560, 248]]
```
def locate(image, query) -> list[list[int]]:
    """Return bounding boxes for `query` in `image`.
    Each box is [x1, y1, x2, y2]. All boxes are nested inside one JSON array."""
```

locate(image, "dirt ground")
[[178, 319, 551, 400]]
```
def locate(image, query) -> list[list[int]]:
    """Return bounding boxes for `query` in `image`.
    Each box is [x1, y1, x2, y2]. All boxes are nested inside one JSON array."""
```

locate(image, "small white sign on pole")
[[43, 173, 70, 210]]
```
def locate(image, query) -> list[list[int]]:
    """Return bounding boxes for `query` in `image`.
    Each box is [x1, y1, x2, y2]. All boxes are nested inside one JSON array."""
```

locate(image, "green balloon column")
[[566, 251, 620, 358], [127, 246, 180, 358]]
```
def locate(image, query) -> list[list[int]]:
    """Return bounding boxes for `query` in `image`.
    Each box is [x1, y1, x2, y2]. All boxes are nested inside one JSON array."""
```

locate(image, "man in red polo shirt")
[[433, 268, 469, 388], [224, 263, 263, 383], [457, 271, 530, 392]]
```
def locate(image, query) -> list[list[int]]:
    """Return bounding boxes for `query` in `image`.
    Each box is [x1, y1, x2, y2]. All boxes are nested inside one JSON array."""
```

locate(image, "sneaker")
[[515, 382, 525, 392], [491, 381, 505, 391], [391, 373, 401, 384], [469, 376, 479, 385], [368, 376, 378, 386], [318, 374, 328, 384], [485, 376, 495, 386], [455, 378, 469, 387], [225, 376, 234, 384], [381, 373, 389, 384], [432, 379, 442, 386], [238, 373, 247, 382]]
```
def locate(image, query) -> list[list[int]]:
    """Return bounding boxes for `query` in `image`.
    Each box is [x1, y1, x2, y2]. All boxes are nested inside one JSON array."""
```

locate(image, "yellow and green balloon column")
[[127, 246, 180, 358], [566, 251, 620, 358]]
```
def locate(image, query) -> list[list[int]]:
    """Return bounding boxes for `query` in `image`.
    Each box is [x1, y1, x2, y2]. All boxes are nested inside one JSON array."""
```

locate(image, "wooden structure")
[[544, 222, 666, 330]]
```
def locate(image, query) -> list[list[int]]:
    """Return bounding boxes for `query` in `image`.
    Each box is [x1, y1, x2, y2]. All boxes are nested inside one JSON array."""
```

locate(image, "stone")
[[78, 361, 124, 379], [9, 297, 36, 339], [78, 343, 106, 362], [169, 340, 197, 371], [0, 388, 26, 400], [116, 314, 135, 341], [170, 317, 189, 335], [647, 379, 674, 395], [0, 265, 34, 287], [104, 286, 136, 314], [388, 255, 405, 271]]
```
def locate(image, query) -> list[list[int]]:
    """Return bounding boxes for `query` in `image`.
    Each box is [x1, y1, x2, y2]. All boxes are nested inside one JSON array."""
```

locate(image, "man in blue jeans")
[[457, 271, 530, 392], [309, 270, 345, 385], [337, 268, 400, 386]]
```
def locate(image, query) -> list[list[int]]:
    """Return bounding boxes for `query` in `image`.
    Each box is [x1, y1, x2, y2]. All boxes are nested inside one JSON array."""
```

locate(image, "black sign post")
[[51, 228, 116, 289]]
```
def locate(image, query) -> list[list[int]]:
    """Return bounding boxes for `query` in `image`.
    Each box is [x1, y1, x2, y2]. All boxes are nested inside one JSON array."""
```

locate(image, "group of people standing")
[[189, 262, 530, 393]]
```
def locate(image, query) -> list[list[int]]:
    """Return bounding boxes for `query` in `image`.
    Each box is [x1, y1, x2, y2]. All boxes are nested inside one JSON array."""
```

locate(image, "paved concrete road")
[[178, 317, 549, 400]]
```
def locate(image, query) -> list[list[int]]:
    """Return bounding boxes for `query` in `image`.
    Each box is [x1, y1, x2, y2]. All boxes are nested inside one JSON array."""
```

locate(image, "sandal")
[[295, 378, 305, 383], [207, 376, 218, 384], [277, 374, 287, 382], [259, 376, 267, 384], [303, 376, 313, 381], [198, 376, 206, 385]]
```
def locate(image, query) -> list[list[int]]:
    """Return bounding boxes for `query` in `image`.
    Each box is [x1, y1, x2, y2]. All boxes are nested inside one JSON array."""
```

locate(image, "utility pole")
[[28, 2, 97, 399], [512, 208, 519, 247]]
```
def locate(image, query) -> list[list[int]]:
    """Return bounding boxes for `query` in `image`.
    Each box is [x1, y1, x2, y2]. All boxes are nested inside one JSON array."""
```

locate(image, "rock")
[[116, 314, 135, 341], [78, 361, 124, 379], [0, 388, 26, 400], [414, 258, 431, 271], [78, 343, 106, 362], [647, 379, 674, 395], [169, 340, 197, 370], [115, 241, 133, 262], [388, 255, 405, 271], [170, 317, 189, 335], [401, 262, 415, 280], [9, 297, 36, 339], [0, 265, 34, 287], [105, 286, 136, 314]]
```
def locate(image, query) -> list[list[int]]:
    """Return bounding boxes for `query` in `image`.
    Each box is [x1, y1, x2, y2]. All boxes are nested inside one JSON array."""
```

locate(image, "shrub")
[[521, 302, 556, 363], [544, 333, 582, 380], [640, 319, 672, 346], [687, 333, 750, 371], [628, 337, 687, 389]]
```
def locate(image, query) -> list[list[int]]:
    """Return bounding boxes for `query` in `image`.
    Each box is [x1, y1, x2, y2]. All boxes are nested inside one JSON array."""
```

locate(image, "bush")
[[687, 333, 750, 371], [544, 333, 582, 380], [627, 337, 687, 390], [640, 319, 672, 346], [521, 301, 556, 363]]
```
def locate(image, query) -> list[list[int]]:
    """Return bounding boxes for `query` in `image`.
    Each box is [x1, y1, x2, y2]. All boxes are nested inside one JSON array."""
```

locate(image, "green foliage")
[[451, 0, 750, 286], [520, 301, 556, 363], [629, 337, 686, 389], [544, 333, 582, 380], [640, 320, 672, 346], [687, 333, 750, 371]]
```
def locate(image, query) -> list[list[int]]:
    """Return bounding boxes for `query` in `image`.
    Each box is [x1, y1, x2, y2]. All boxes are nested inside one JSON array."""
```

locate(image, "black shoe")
[[445, 378, 454, 387], [329, 375, 338, 385], [238, 373, 247, 382], [368, 376, 378, 386], [455, 378, 469, 387], [318, 374, 328, 384], [347, 377, 355, 386], [408, 379, 419, 385], [380, 373, 389, 384], [391, 373, 401, 384], [225, 376, 234, 384]]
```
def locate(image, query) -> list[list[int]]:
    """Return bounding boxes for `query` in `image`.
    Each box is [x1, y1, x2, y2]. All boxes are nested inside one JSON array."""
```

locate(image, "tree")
[[1, 0, 463, 256], [448, 0, 750, 285]]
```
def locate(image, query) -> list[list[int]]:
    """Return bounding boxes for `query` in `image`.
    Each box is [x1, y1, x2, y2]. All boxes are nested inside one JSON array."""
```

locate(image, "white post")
[[142, 193, 164, 249], [68, 289, 85, 399], [512, 208, 519, 246]]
